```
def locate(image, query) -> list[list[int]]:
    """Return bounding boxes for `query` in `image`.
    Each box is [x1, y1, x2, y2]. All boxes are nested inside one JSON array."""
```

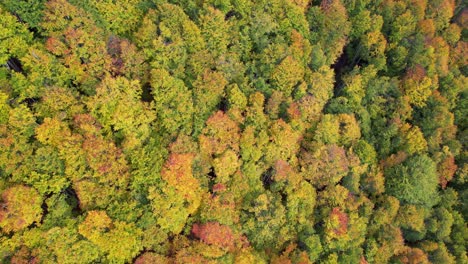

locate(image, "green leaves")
[[385, 155, 440, 208]]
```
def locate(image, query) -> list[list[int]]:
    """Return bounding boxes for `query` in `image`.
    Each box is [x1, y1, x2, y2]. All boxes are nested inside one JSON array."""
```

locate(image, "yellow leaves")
[[290, 29, 312, 62], [150, 152, 203, 234], [161, 153, 199, 198], [213, 149, 240, 183], [35, 87, 84, 120], [290, 0, 310, 11], [200, 6, 230, 57], [0, 92, 9, 124], [193, 242, 227, 258], [286, 181, 316, 225], [338, 114, 362, 146], [308, 66, 335, 105], [401, 67, 433, 107], [200, 111, 240, 156], [0, 7, 32, 63], [87, 76, 156, 150], [92, 0, 143, 35], [0, 185, 42, 233], [78, 210, 143, 263], [235, 248, 267, 264], [150, 68, 193, 134], [271, 56, 305, 97], [35, 118, 71, 147], [149, 185, 190, 234], [265, 119, 301, 165], [402, 125, 428, 155], [42, 0, 111, 89], [396, 205, 426, 232], [78, 210, 112, 240], [314, 114, 340, 144]]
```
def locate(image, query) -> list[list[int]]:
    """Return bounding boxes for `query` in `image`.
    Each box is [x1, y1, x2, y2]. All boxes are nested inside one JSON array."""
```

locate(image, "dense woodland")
[[0, 0, 467, 263]]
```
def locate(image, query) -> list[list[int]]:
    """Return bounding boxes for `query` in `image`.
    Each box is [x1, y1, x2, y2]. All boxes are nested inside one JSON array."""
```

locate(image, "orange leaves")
[[438, 155, 457, 189], [200, 111, 240, 156], [192, 222, 236, 250], [395, 247, 430, 264], [134, 253, 170, 264], [150, 152, 202, 234], [161, 152, 201, 207], [161, 153, 197, 192], [45, 37, 69, 56]]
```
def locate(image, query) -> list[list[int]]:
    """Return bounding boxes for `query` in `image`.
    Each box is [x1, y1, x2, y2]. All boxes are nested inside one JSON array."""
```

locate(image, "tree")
[[271, 56, 305, 97], [148, 152, 202, 235], [35, 115, 131, 210], [199, 111, 240, 157], [199, 6, 230, 59], [401, 65, 433, 107], [192, 70, 228, 134], [135, 253, 170, 264], [86, 76, 156, 150], [90, 0, 143, 35], [41, 0, 111, 93], [105, 36, 147, 81], [0, 7, 32, 65], [264, 119, 301, 165], [307, 0, 351, 64], [213, 149, 240, 184], [240, 192, 290, 252], [385, 155, 440, 208], [0, 185, 42, 233], [401, 125, 428, 155], [396, 204, 427, 242], [300, 144, 349, 188], [0, 1, 465, 262], [2, 0, 46, 31], [78, 210, 143, 263], [134, 4, 205, 79], [191, 222, 236, 250], [314, 114, 340, 144], [150, 68, 194, 135]]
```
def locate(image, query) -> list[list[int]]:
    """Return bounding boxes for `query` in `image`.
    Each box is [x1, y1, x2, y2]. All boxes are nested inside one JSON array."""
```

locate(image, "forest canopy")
[[0, 0, 467, 263]]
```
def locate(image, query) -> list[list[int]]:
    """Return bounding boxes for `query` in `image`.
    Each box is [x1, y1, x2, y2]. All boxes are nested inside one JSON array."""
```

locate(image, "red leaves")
[[191, 222, 235, 250], [212, 183, 226, 193]]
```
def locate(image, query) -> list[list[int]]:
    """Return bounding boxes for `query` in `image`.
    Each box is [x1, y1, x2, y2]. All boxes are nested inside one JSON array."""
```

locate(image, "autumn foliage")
[[0, 0, 466, 263]]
